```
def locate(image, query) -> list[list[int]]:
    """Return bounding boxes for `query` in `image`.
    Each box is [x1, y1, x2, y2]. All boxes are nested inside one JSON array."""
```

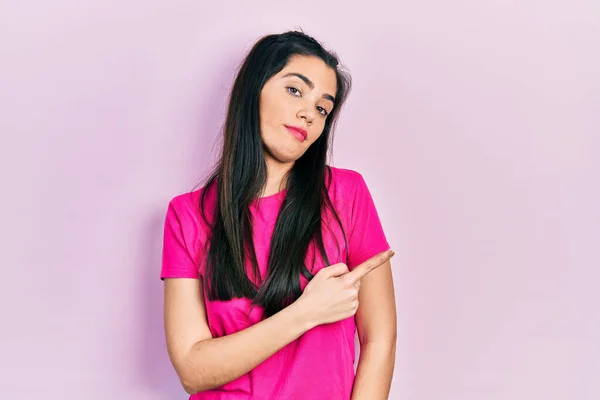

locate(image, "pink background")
[[1, 1, 598, 399]]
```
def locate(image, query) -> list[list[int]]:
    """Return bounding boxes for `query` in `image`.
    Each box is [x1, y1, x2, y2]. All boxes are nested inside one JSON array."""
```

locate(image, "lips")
[[284, 125, 307, 142]]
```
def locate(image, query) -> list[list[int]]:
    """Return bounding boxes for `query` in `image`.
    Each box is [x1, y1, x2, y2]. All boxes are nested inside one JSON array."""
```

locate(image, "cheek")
[[261, 93, 288, 126], [309, 122, 326, 141]]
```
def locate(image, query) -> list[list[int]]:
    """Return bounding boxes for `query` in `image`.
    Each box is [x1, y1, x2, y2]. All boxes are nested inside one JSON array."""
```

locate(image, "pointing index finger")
[[343, 250, 395, 284]]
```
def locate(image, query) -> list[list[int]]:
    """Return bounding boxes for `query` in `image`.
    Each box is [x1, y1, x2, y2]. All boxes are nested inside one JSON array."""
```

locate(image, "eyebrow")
[[282, 72, 336, 105]]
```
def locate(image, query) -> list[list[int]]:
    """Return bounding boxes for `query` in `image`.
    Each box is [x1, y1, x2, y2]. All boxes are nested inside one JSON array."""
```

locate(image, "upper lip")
[[285, 125, 308, 140]]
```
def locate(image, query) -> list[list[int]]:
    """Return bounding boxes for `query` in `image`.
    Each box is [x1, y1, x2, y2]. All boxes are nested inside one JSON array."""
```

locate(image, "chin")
[[271, 147, 306, 162], [273, 154, 300, 164], [265, 144, 306, 163]]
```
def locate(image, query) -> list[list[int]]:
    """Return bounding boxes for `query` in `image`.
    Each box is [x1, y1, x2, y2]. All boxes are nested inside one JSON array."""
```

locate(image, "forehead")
[[278, 55, 337, 95]]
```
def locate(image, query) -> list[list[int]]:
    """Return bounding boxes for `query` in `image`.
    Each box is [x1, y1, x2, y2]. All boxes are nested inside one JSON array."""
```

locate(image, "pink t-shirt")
[[161, 166, 391, 400]]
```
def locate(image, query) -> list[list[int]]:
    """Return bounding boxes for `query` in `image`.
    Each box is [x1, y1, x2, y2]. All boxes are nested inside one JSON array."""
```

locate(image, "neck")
[[261, 154, 294, 197]]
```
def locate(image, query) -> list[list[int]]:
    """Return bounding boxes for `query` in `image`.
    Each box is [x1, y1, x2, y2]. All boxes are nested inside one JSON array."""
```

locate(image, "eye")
[[316, 106, 329, 117], [286, 86, 301, 97]]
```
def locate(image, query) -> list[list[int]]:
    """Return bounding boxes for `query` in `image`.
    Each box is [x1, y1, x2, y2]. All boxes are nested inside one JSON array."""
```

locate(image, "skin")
[[164, 55, 397, 398]]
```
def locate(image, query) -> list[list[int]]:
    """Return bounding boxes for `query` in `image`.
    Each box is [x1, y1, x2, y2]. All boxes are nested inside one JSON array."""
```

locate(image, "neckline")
[[252, 187, 288, 205]]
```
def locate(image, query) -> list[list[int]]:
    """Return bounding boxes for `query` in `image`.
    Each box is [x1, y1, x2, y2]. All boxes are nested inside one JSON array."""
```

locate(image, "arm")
[[164, 278, 314, 394], [350, 259, 397, 400]]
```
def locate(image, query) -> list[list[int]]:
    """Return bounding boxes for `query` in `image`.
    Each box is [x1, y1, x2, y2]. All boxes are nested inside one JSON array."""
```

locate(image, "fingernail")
[[388, 250, 395, 258]]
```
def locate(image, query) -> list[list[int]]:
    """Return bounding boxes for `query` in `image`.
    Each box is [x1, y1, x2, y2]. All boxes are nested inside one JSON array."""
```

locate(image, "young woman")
[[161, 30, 397, 399]]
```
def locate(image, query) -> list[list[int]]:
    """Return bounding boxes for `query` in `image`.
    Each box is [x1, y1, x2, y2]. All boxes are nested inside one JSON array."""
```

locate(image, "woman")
[[161, 30, 397, 399]]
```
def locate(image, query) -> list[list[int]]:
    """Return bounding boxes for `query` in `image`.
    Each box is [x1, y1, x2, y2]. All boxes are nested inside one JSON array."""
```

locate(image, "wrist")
[[287, 298, 317, 332]]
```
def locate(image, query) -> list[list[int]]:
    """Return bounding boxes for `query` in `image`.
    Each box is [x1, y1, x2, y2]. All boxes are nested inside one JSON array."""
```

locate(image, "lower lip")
[[285, 126, 306, 142]]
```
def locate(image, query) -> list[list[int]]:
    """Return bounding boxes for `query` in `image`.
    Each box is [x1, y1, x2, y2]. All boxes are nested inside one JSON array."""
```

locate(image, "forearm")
[[181, 301, 313, 394], [351, 342, 396, 400]]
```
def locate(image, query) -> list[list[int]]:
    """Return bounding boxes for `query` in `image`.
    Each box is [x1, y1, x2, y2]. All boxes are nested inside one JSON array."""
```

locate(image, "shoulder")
[[327, 165, 368, 194], [167, 190, 199, 217], [166, 183, 216, 227]]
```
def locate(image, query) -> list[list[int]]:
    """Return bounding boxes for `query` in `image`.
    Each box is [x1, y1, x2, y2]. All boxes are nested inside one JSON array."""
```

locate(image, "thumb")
[[321, 262, 350, 278]]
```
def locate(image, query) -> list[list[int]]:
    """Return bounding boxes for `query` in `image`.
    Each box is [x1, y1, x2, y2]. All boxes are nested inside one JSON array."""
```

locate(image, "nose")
[[297, 105, 315, 126]]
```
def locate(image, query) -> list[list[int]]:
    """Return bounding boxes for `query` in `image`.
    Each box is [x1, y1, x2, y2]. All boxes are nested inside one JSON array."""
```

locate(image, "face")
[[259, 55, 338, 164]]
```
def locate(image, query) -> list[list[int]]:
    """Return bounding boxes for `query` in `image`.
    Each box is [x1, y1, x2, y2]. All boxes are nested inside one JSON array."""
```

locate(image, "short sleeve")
[[160, 200, 200, 280], [346, 174, 391, 269]]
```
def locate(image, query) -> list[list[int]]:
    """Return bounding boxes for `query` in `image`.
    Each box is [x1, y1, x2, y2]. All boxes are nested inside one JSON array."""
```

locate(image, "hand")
[[295, 249, 395, 328]]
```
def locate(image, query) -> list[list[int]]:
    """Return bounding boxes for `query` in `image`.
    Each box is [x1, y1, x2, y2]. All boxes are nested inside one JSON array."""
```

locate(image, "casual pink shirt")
[[161, 166, 391, 400]]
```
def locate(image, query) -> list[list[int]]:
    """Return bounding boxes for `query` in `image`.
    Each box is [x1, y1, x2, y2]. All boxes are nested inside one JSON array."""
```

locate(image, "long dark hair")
[[198, 30, 352, 319]]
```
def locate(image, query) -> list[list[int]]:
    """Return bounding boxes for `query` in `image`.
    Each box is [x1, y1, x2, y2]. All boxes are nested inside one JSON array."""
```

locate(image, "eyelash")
[[286, 86, 329, 117]]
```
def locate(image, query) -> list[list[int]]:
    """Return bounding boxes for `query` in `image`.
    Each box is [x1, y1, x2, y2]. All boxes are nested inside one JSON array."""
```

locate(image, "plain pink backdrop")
[[1, 1, 598, 399]]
